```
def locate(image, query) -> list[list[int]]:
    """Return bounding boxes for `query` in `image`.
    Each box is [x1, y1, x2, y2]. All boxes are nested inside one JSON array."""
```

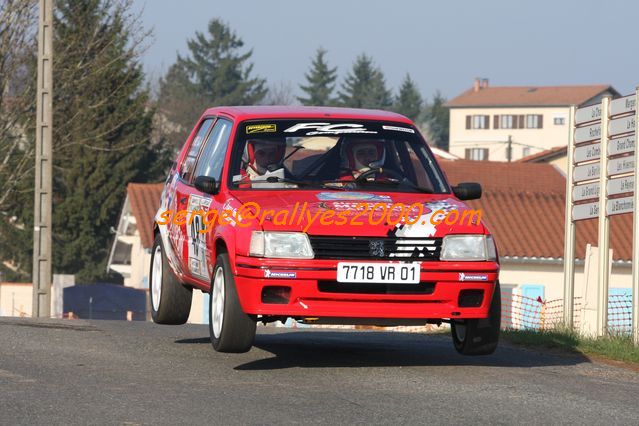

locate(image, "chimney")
[[473, 78, 481, 92], [481, 78, 489, 89]]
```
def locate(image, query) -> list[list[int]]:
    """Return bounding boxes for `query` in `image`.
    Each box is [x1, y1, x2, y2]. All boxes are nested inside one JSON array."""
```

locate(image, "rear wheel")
[[209, 253, 256, 353], [150, 233, 192, 324], [451, 282, 501, 355]]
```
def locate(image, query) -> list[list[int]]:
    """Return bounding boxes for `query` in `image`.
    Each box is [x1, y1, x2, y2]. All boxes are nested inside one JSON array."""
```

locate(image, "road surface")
[[1, 318, 638, 425]]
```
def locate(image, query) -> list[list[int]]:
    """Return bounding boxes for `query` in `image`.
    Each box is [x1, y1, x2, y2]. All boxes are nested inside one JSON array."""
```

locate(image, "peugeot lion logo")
[[369, 240, 385, 258]]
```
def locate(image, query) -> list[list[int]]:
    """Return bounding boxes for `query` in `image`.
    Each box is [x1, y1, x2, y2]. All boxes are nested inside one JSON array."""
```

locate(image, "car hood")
[[231, 190, 487, 238]]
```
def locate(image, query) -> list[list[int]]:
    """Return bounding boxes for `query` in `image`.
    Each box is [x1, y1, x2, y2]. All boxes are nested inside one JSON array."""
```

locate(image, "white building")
[[447, 80, 619, 162]]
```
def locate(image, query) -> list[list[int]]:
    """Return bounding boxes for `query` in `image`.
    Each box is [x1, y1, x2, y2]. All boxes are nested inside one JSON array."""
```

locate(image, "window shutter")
[[538, 114, 543, 128], [484, 115, 490, 129], [518, 115, 525, 128], [465, 148, 471, 159], [466, 115, 471, 129], [494, 115, 500, 129], [482, 148, 489, 161]]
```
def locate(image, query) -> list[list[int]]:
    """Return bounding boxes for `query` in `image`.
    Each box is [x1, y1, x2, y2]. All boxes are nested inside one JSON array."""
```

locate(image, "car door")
[[186, 117, 233, 284], [169, 117, 214, 275]]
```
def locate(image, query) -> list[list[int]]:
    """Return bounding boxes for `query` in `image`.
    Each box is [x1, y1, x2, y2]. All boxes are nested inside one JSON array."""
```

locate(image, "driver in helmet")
[[241, 138, 287, 178], [339, 139, 386, 180], [238, 138, 290, 188]]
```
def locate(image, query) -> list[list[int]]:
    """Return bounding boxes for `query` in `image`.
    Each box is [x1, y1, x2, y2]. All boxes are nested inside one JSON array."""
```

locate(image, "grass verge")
[[501, 328, 639, 364]]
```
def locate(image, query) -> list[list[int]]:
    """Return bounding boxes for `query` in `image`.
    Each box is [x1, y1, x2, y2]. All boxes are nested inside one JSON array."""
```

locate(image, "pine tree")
[[393, 73, 423, 121], [158, 18, 266, 149], [338, 54, 392, 109], [298, 48, 337, 106], [50, 0, 163, 282], [423, 91, 450, 150]]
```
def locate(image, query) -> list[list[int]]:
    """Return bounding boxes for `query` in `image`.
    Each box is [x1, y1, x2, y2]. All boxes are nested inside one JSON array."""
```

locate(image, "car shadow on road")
[[177, 329, 590, 371]]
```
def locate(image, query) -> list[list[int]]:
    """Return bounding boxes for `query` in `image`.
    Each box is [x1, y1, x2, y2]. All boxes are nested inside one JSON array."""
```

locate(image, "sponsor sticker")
[[284, 122, 377, 135], [246, 124, 277, 134], [264, 270, 297, 279], [382, 125, 415, 134], [458, 272, 489, 282], [316, 192, 392, 202]]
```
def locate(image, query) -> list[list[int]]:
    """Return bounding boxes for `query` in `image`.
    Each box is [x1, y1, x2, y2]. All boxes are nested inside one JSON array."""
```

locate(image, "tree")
[[338, 54, 392, 109], [0, 0, 38, 280], [393, 73, 423, 122], [49, 0, 166, 282], [0, 0, 165, 283], [263, 80, 297, 105], [422, 91, 450, 150], [297, 48, 337, 106], [157, 18, 266, 149]]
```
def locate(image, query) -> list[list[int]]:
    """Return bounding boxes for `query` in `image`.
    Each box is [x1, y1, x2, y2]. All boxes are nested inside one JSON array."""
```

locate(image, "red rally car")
[[151, 106, 501, 355]]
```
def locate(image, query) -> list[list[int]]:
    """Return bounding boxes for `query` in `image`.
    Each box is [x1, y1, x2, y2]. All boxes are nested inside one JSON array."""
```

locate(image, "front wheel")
[[209, 252, 256, 353], [451, 281, 501, 356]]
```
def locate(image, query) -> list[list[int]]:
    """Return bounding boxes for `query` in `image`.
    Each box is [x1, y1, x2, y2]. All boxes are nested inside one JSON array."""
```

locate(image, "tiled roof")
[[517, 146, 567, 163], [446, 85, 618, 107], [127, 183, 164, 249], [441, 159, 565, 193], [440, 160, 633, 261]]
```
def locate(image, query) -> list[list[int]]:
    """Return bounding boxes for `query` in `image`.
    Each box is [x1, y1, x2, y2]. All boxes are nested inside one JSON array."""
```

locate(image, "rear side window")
[[181, 118, 214, 182], [193, 118, 233, 181]]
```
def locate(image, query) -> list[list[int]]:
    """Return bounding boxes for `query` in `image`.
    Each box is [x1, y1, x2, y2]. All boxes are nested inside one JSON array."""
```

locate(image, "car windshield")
[[228, 119, 449, 193]]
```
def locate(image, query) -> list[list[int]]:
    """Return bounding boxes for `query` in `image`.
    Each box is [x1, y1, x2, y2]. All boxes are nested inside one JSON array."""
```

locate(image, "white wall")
[[449, 106, 571, 161], [0, 283, 32, 317]]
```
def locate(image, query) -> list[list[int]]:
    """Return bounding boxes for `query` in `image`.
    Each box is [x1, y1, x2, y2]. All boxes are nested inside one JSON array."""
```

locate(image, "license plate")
[[337, 262, 421, 284]]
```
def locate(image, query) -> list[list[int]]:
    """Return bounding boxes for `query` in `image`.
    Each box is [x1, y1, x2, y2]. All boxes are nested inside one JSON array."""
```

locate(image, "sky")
[[131, 0, 639, 101]]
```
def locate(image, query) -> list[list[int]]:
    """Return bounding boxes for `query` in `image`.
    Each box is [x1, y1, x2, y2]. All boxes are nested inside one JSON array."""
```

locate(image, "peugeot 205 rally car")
[[151, 106, 501, 354]]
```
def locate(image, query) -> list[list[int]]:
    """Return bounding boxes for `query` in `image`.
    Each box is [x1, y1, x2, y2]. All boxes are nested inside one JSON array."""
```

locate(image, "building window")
[[554, 116, 565, 125], [496, 114, 517, 129], [522, 147, 531, 157], [465, 148, 489, 161], [526, 114, 543, 129], [466, 115, 489, 129]]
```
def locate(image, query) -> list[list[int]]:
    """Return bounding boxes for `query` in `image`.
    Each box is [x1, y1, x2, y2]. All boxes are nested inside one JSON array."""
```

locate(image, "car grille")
[[318, 281, 435, 295], [309, 236, 442, 261]]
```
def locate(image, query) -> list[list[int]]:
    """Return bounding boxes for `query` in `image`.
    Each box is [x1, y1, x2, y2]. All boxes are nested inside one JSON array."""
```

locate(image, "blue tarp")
[[63, 283, 147, 320]]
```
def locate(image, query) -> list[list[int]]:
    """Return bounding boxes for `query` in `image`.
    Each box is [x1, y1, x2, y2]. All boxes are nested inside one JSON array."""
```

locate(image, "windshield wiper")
[[357, 178, 434, 193], [234, 176, 352, 190]]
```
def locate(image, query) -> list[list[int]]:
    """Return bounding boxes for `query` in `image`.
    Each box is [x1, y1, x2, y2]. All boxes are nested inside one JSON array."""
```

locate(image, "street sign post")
[[566, 88, 639, 344], [632, 88, 639, 346]]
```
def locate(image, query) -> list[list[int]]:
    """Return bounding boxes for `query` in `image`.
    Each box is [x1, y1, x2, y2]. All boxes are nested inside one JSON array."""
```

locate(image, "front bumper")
[[234, 255, 499, 320]]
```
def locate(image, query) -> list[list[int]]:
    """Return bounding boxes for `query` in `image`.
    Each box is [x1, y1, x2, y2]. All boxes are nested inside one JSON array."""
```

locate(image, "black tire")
[[149, 233, 192, 324], [451, 281, 501, 356], [209, 252, 256, 353]]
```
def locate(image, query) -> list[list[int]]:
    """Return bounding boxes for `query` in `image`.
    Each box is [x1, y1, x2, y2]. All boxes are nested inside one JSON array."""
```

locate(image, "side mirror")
[[194, 176, 218, 195], [452, 182, 482, 200]]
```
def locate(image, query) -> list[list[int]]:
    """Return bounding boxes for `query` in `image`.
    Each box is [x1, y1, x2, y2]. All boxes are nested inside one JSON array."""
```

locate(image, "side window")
[[193, 118, 233, 181], [181, 118, 214, 182]]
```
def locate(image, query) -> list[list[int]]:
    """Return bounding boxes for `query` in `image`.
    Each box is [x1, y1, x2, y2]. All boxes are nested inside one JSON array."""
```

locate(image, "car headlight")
[[249, 231, 314, 259], [440, 235, 497, 261]]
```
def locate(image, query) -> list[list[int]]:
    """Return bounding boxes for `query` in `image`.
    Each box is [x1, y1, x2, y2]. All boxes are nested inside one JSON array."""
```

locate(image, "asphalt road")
[[1, 318, 639, 425]]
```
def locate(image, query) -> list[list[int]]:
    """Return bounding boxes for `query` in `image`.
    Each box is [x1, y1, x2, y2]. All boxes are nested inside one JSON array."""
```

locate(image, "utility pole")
[[506, 135, 512, 162], [32, 0, 53, 318]]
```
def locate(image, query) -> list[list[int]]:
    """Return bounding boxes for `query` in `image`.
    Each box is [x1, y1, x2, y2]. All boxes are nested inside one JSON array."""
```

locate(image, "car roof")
[[203, 105, 413, 124]]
